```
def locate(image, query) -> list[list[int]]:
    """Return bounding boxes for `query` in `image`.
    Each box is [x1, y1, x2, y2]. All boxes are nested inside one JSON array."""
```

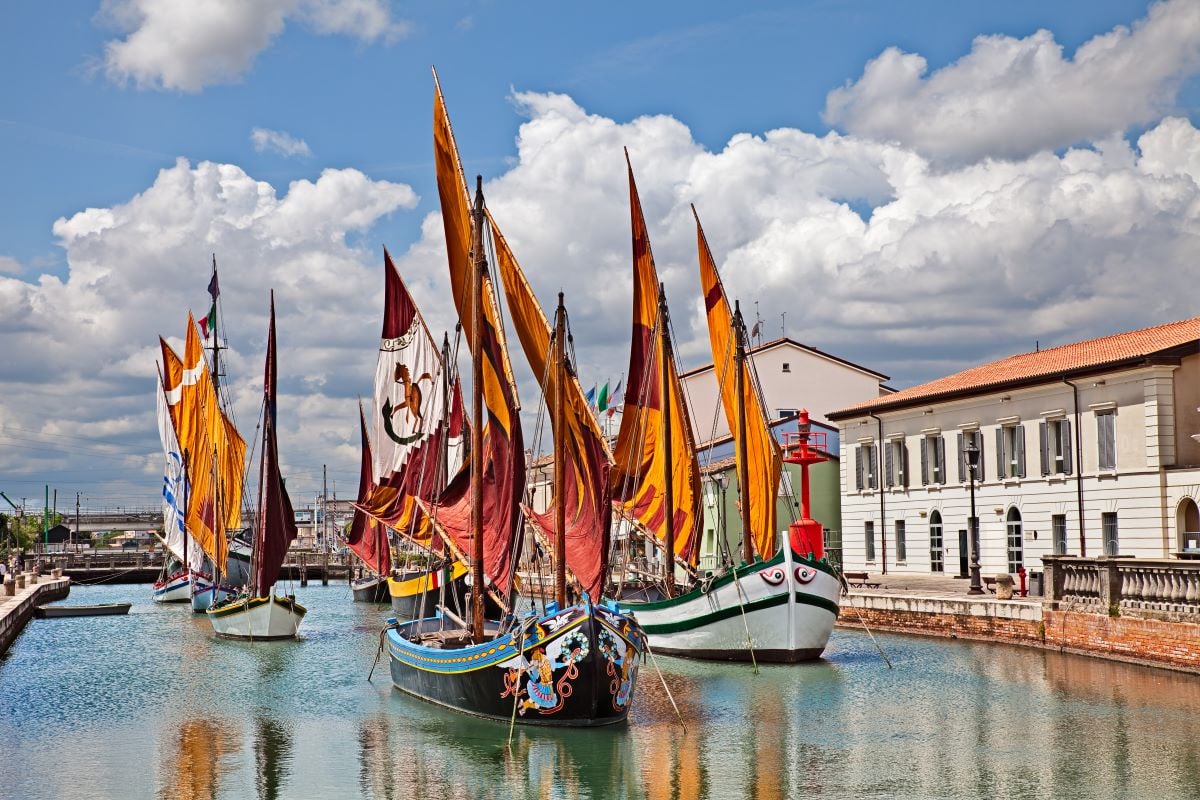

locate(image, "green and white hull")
[[620, 544, 840, 662]]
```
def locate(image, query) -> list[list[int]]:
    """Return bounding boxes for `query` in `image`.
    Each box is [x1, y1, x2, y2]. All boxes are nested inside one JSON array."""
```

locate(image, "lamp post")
[[964, 437, 984, 595]]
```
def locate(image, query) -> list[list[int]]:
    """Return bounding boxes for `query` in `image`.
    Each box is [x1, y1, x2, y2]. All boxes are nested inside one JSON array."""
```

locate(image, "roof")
[[828, 317, 1200, 420], [679, 336, 889, 382]]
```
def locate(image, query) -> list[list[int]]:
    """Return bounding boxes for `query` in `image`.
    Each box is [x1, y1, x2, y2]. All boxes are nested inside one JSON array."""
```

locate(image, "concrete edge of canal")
[[0, 572, 71, 656], [838, 590, 1200, 675]]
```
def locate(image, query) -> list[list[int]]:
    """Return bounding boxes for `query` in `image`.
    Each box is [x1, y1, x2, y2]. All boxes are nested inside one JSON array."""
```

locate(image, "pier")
[[41, 550, 360, 585], [0, 570, 70, 656]]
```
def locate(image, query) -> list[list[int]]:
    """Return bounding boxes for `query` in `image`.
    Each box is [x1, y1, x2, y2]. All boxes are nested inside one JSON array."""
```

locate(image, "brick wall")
[[838, 601, 1200, 674]]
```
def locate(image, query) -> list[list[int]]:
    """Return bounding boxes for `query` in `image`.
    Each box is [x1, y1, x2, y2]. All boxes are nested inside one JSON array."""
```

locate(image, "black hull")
[[388, 603, 642, 727], [352, 577, 389, 603], [389, 574, 467, 619]]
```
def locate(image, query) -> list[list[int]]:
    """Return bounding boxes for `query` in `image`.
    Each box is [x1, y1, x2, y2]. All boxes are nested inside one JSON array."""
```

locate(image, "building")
[[827, 318, 1200, 578]]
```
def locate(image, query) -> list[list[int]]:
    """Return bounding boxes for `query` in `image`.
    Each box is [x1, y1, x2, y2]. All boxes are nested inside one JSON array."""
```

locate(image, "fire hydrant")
[[1017, 565, 1028, 597]]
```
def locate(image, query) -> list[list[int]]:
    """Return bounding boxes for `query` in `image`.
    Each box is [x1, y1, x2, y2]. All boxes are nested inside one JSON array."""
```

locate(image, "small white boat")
[[207, 592, 307, 640], [153, 569, 191, 603], [36, 603, 132, 618]]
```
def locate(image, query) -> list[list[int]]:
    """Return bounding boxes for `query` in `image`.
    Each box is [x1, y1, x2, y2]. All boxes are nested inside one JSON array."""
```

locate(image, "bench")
[[843, 571, 881, 589]]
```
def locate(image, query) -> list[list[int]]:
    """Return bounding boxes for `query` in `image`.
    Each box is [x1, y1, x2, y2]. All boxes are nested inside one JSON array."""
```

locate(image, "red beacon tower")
[[782, 409, 828, 560]]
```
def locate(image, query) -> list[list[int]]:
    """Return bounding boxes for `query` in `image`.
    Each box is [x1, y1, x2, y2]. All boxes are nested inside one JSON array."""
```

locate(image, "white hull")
[[621, 545, 840, 662], [153, 572, 192, 603], [190, 578, 239, 613], [206, 593, 307, 640]]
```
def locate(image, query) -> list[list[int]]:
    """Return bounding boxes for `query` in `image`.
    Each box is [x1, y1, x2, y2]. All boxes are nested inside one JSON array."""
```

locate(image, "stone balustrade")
[[1042, 555, 1200, 620]]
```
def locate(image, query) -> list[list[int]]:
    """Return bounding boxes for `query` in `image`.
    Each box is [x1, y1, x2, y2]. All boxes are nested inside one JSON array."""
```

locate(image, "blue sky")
[[1, 0, 1198, 508]]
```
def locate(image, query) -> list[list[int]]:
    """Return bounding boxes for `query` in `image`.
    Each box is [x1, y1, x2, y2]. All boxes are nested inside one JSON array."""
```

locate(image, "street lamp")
[[964, 436, 984, 595]]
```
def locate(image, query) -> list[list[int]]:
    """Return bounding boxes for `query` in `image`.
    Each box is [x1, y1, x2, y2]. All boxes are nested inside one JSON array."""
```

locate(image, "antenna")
[[781, 311, 787, 339]]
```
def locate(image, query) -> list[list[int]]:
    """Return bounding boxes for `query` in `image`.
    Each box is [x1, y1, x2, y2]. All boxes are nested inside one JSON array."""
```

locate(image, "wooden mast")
[[469, 176, 487, 641], [733, 300, 754, 563], [553, 292, 568, 608], [657, 282, 676, 597]]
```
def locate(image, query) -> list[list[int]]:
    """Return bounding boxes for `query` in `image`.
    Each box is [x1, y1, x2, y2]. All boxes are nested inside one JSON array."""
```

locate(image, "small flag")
[[584, 384, 597, 409], [207, 271, 220, 301], [597, 382, 610, 413], [750, 320, 762, 338], [198, 303, 216, 339]]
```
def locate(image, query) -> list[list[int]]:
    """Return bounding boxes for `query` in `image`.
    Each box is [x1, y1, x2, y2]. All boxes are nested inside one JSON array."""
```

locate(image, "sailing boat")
[[153, 368, 202, 604], [157, 300, 248, 612], [207, 294, 307, 640], [351, 249, 468, 612], [382, 75, 644, 726], [616, 190, 841, 661]]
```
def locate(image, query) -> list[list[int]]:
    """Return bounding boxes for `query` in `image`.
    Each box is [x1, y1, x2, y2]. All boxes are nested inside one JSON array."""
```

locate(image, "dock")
[[42, 550, 359, 585], [0, 570, 71, 656]]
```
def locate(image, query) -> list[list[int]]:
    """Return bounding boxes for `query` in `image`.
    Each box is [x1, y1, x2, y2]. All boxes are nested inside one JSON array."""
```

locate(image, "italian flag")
[[198, 303, 216, 339]]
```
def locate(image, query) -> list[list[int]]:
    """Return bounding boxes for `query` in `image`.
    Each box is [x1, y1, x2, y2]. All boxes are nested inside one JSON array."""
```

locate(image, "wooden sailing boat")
[[351, 249, 468, 612], [207, 294, 307, 640], [382, 75, 644, 726], [616, 189, 841, 662], [156, 290, 248, 611]]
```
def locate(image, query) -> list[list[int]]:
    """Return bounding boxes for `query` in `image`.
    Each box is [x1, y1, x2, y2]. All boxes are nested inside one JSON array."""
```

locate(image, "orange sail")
[[610, 158, 703, 565], [694, 208, 781, 560], [160, 315, 247, 570], [423, 74, 526, 599], [490, 216, 613, 600]]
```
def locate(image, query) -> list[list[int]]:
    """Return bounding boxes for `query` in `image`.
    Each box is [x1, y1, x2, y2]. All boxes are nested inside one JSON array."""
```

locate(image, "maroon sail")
[[347, 402, 389, 575], [254, 293, 299, 595]]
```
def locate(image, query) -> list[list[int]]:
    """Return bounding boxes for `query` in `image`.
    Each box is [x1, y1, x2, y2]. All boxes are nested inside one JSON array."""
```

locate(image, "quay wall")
[[838, 593, 1200, 674], [0, 574, 70, 656]]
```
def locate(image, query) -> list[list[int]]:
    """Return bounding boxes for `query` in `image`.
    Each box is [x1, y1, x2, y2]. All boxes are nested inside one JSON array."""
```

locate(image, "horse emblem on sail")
[[381, 364, 433, 445]]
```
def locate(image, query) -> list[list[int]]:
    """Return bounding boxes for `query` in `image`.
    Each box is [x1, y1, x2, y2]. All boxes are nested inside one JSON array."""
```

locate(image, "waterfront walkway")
[[0, 572, 71, 655]]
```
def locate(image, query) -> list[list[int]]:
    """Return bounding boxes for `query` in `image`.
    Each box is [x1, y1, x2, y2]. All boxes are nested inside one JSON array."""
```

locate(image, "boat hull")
[[190, 578, 239, 613], [621, 545, 840, 662], [35, 603, 131, 618], [387, 601, 644, 727], [153, 571, 191, 604], [206, 594, 307, 640], [387, 562, 468, 619], [351, 575, 390, 603]]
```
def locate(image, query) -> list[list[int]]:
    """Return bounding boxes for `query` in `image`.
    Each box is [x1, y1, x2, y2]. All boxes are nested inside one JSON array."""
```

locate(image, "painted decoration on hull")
[[597, 628, 636, 712], [502, 629, 589, 716]]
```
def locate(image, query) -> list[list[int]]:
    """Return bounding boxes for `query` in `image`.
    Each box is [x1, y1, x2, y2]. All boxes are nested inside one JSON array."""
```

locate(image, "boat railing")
[[1041, 555, 1200, 620]]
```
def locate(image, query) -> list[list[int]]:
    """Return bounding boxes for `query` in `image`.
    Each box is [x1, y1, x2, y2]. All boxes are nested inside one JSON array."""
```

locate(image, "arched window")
[[1179, 498, 1200, 554], [1006, 507, 1024, 573], [929, 510, 944, 573]]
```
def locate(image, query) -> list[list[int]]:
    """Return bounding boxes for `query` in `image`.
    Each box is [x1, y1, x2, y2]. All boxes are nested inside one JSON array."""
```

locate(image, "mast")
[[440, 332, 453, 493], [734, 300, 753, 563], [657, 282, 676, 597], [469, 176, 486, 641], [210, 255, 221, 394], [553, 293, 568, 608]]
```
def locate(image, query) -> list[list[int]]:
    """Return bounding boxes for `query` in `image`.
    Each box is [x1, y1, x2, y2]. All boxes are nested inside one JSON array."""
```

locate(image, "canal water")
[[3, 583, 1200, 800]]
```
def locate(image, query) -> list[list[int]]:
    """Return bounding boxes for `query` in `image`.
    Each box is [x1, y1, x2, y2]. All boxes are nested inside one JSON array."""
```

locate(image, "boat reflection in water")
[[157, 718, 239, 800], [253, 716, 294, 800]]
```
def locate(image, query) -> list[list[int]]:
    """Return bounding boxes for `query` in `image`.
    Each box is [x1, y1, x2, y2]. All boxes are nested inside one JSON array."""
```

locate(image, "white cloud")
[[1, 158, 416, 501], [0, 256, 22, 274], [823, 0, 1200, 164], [250, 127, 313, 158], [99, 0, 408, 92]]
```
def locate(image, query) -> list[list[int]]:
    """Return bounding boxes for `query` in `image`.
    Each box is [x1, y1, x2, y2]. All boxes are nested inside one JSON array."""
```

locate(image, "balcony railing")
[[1042, 555, 1200, 619]]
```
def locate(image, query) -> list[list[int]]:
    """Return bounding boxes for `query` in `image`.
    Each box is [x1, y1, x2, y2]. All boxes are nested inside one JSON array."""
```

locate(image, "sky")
[[1, 0, 1198, 513]]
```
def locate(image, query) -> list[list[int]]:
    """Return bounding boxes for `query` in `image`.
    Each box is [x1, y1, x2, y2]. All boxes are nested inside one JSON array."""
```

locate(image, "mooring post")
[[299, 551, 308, 587], [322, 551, 329, 586]]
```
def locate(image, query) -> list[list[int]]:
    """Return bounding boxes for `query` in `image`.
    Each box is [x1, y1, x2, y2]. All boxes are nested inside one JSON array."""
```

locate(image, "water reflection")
[[157, 718, 239, 800], [254, 716, 293, 800]]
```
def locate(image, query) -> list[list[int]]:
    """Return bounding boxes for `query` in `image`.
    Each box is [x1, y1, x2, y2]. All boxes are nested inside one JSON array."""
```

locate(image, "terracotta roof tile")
[[829, 317, 1200, 419]]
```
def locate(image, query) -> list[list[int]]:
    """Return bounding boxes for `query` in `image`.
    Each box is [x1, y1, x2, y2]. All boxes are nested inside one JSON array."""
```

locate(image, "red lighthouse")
[[782, 409, 828, 559]]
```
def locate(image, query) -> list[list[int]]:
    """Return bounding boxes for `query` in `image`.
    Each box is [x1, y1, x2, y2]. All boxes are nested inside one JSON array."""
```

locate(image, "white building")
[[827, 318, 1200, 578]]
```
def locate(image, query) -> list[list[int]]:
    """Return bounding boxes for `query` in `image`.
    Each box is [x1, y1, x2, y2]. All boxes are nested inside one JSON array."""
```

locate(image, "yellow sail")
[[610, 158, 703, 564], [161, 314, 246, 569], [694, 208, 781, 560]]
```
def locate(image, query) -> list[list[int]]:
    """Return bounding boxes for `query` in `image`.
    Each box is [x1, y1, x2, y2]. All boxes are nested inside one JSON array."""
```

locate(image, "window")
[[957, 431, 984, 483], [782, 362, 791, 373], [895, 520, 907, 563], [778, 408, 798, 420], [1040, 418, 1073, 475], [885, 439, 908, 488], [855, 443, 878, 491], [1097, 410, 1116, 471], [1052, 514, 1067, 555], [921, 435, 947, 485], [865, 521, 876, 562], [1006, 507, 1024, 573], [929, 511, 944, 573], [1102, 512, 1119, 556], [996, 424, 1026, 479]]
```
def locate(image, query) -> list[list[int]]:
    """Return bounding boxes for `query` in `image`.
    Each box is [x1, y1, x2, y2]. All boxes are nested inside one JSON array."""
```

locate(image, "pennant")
[[207, 271, 220, 301]]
